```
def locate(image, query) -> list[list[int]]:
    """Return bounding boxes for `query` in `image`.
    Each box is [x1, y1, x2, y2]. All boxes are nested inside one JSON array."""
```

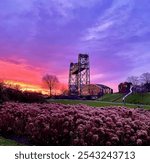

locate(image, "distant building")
[[81, 84, 113, 96], [118, 82, 132, 93]]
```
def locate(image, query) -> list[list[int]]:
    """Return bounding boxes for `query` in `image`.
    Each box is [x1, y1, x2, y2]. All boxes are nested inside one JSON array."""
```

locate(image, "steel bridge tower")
[[69, 54, 90, 96]]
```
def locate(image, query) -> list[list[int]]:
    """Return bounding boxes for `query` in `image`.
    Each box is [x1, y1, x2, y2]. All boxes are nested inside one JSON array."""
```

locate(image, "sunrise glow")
[[4, 80, 49, 94], [0, 0, 150, 92]]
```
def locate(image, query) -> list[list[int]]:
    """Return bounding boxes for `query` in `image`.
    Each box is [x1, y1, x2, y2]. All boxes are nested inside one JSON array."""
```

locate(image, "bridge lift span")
[[69, 54, 90, 96]]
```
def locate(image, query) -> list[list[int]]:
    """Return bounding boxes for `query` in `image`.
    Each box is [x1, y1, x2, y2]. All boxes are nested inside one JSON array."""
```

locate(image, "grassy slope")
[[98, 92, 150, 105], [0, 136, 22, 146], [98, 93, 123, 102], [123, 93, 150, 105]]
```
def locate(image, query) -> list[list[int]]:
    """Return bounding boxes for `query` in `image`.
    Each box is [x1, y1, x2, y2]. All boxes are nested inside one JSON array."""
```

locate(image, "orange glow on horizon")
[[0, 59, 68, 95], [4, 80, 49, 95]]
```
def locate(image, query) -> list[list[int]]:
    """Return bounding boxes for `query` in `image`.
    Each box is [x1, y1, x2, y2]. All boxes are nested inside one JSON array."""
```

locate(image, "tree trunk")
[[49, 88, 51, 97]]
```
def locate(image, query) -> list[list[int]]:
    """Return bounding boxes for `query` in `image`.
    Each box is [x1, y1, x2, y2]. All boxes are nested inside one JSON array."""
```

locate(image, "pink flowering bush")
[[0, 102, 150, 145]]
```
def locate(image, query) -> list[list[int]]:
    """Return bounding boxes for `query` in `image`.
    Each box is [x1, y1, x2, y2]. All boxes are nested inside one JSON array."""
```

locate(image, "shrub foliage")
[[0, 102, 150, 145]]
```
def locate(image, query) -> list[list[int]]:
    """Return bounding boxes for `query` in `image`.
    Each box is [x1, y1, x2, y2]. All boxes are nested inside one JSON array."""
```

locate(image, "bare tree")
[[42, 74, 59, 97], [60, 84, 68, 96], [140, 72, 150, 84], [127, 76, 139, 86]]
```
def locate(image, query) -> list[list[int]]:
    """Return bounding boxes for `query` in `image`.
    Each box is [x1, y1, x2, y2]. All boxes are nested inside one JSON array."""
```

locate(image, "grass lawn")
[[48, 99, 150, 110], [123, 93, 150, 105], [0, 136, 22, 146], [98, 92, 150, 105], [98, 93, 123, 102]]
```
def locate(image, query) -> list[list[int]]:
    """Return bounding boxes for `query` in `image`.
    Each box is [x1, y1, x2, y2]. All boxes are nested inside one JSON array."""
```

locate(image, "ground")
[[1, 93, 150, 145], [48, 99, 150, 110], [99, 92, 150, 105], [0, 136, 22, 146]]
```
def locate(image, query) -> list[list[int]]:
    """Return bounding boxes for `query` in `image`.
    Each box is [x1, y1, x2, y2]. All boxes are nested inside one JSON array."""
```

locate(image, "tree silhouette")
[[42, 74, 59, 97], [127, 76, 139, 86], [60, 84, 68, 96], [140, 72, 150, 84], [0, 82, 4, 104]]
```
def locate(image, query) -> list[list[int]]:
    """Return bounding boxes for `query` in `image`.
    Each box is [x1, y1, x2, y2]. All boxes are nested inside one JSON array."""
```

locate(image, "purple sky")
[[0, 0, 150, 92]]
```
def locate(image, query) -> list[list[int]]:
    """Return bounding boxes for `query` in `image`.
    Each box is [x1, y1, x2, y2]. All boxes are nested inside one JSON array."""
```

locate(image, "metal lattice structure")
[[69, 54, 90, 96]]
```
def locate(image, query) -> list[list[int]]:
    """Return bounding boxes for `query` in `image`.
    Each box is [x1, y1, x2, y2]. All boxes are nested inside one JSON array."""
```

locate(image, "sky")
[[0, 0, 150, 92]]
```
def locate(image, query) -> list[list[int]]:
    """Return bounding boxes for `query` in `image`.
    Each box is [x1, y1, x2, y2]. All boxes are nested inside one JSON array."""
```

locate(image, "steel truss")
[[69, 54, 90, 96]]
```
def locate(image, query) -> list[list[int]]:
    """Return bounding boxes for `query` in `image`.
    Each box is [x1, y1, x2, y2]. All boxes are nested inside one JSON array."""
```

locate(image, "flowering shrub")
[[0, 102, 150, 145]]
